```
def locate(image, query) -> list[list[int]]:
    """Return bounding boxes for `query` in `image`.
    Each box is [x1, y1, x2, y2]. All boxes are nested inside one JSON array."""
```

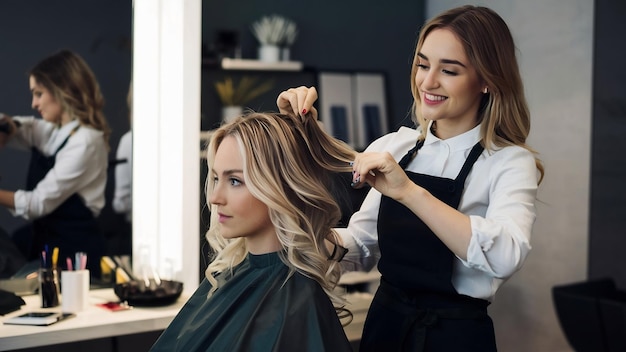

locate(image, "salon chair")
[[552, 278, 626, 352]]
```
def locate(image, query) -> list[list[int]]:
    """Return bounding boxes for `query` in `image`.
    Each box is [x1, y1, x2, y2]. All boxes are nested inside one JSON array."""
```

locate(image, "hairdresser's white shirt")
[[113, 130, 132, 222], [337, 122, 539, 301], [9, 116, 108, 220]]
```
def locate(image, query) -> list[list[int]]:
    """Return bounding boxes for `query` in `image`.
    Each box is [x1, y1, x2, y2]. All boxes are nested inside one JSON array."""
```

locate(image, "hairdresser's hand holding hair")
[[275, 84, 424, 254], [350, 149, 416, 200], [0, 113, 19, 147], [276, 85, 319, 120], [278, 5, 544, 352]]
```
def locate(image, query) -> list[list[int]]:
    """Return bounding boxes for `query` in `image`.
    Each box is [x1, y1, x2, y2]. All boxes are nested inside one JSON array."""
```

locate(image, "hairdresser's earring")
[[483, 87, 489, 94]]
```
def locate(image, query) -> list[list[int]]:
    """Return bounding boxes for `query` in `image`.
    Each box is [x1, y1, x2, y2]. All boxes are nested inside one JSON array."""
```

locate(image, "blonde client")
[[150, 112, 355, 351]]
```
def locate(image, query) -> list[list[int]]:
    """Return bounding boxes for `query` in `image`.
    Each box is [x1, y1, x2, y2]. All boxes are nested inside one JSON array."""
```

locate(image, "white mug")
[[61, 270, 90, 313]]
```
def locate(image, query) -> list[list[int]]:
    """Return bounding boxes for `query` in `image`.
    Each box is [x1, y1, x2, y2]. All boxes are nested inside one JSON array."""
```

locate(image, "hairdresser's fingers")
[[277, 91, 293, 115], [351, 152, 410, 198], [277, 86, 308, 117], [276, 86, 319, 121], [299, 87, 318, 119], [277, 89, 297, 116]]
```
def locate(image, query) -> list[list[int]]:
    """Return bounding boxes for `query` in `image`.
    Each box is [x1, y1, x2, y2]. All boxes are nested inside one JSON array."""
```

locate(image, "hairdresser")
[[0, 50, 110, 277]]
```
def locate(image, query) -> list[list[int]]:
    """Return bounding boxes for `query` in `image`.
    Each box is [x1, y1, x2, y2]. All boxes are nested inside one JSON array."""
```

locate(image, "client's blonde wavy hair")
[[204, 111, 356, 320]]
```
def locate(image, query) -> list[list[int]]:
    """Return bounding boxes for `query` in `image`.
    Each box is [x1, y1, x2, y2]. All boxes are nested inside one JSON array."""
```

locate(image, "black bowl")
[[114, 279, 183, 307]]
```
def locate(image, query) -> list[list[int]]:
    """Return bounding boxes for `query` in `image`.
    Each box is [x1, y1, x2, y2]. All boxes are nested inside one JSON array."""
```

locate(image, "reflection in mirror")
[[0, 0, 132, 282]]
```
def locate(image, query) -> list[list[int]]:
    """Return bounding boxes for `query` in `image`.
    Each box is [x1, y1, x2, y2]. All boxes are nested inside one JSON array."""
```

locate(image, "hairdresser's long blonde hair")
[[410, 5, 544, 182]]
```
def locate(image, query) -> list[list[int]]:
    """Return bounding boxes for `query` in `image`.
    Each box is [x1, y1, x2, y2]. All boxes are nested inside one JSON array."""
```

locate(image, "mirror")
[[0, 0, 133, 271], [1, 0, 419, 290]]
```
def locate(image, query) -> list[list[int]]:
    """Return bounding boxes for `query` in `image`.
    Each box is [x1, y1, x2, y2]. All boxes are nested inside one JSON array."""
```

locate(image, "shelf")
[[220, 58, 303, 71], [200, 130, 214, 143]]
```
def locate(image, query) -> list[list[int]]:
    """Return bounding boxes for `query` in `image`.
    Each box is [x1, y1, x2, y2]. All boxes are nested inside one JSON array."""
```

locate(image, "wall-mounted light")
[[132, 0, 201, 293]]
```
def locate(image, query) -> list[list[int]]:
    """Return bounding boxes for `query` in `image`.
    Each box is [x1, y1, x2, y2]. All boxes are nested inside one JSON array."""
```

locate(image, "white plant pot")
[[221, 105, 243, 123], [258, 45, 280, 63]]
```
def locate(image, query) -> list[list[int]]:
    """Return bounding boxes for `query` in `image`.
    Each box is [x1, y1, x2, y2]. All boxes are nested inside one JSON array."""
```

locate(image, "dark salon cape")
[[150, 252, 352, 352]]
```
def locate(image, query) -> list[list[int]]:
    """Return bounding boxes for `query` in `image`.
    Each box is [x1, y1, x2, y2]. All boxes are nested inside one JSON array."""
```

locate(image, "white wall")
[[426, 1, 593, 351]]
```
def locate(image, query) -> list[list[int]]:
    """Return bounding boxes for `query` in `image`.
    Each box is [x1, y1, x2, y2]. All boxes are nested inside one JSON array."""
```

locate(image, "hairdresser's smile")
[[423, 93, 448, 105]]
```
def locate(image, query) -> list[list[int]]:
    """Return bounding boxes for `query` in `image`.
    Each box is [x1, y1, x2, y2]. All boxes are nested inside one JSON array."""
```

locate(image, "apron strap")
[[455, 142, 484, 184], [398, 139, 424, 169], [53, 125, 81, 155]]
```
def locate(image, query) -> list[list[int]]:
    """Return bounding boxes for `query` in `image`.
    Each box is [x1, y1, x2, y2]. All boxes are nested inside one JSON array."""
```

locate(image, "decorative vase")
[[280, 47, 290, 61], [258, 45, 280, 63], [221, 105, 244, 123]]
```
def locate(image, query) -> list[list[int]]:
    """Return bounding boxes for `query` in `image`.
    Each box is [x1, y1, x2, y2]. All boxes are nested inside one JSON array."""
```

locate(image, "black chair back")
[[553, 278, 626, 352]]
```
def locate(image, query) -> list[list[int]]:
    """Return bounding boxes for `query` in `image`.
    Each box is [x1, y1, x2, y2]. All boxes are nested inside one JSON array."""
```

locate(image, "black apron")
[[21, 126, 104, 277], [359, 139, 497, 352]]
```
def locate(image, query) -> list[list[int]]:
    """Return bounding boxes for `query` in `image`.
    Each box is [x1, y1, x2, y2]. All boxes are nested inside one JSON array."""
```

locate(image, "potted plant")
[[251, 14, 298, 62], [214, 76, 274, 122]]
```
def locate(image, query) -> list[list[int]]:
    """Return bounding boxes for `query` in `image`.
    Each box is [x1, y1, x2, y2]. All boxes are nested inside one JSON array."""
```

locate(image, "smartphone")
[[3, 311, 75, 326]]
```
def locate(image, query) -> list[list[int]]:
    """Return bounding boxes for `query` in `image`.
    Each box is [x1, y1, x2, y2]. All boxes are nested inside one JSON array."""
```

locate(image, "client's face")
[[209, 136, 276, 253]]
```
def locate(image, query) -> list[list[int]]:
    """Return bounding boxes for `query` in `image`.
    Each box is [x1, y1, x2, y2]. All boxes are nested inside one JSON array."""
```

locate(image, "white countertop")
[[0, 287, 373, 350], [0, 289, 187, 350]]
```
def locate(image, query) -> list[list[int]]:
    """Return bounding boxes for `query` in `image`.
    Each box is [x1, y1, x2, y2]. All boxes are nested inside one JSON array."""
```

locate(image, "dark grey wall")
[[0, 0, 132, 242], [199, 0, 424, 275], [202, 0, 425, 129], [589, 0, 626, 286], [0, 0, 424, 256]]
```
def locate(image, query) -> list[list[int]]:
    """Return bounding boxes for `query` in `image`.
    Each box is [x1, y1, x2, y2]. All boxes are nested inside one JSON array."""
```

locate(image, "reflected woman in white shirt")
[[0, 49, 110, 278], [277, 5, 545, 352], [111, 82, 132, 255]]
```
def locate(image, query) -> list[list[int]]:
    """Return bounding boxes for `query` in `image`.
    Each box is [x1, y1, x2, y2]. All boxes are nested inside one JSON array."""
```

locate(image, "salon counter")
[[0, 288, 186, 350], [0, 287, 373, 351]]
